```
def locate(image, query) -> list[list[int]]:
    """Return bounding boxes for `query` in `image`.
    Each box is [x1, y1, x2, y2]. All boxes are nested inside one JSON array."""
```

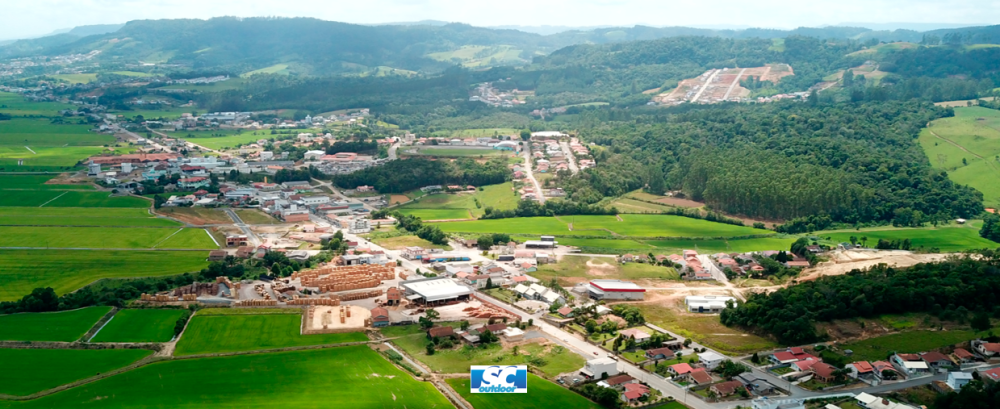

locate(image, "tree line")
[[332, 157, 509, 193]]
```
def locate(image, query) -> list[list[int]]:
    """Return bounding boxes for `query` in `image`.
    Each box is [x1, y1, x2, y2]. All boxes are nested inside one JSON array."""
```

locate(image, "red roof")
[[606, 374, 634, 386], [557, 307, 573, 316], [983, 343, 1000, 353], [689, 368, 712, 384], [921, 351, 951, 363], [181, 177, 207, 182], [793, 359, 818, 371], [852, 361, 874, 373], [623, 390, 645, 400], [712, 380, 743, 395], [670, 363, 693, 374], [954, 348, 975, 359], [772, 351, 797, 362], [371, 307, 389, 320], [812, 362, 837, 378], [428, 326, 454, 338], [789, 347, 804, 355], [897, 353, 922, 361], [982, 368, 1000, 381]]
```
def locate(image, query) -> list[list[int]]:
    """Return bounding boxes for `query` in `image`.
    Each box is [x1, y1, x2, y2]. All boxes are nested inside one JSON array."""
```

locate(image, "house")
[[619, 328, 651, 343], [920, 351, 955, 369], [427, 326, 455, 339], [855, 393, 918, 409], [621, 383, 651, 403], [605, 374, 637, 389], [620, 254, 635, 263], [752, 398, 805, 409], [769, 348, 820, 365], [645, 347, 676, 361], [402, 246, 426, 260], [690, 368, 712, 385], [445, 263, 475, 277], [711, 380, 745, 397], [371, 307, 390, 327], [386, 287, 401, 306], [668, 363, 694, 377], [582, 358, 619, 379], [791, 359, 820, 372], [947, 372, 974, 391], [556, 307, 575, 318], [953, 348, 976, 364], [892, 353, 929, 375], [976, 342, 1000, 357], [810, 362, 838, 383], [685, 296, 737, 313], [208, 250, 227, 262], [502, 327, 525, 342], [847, 361, 875, 379], [699, 351, 725, 370], [979, 367, 1000, 382], [735, 373, 778, 396], [872, 361, 902, 380]]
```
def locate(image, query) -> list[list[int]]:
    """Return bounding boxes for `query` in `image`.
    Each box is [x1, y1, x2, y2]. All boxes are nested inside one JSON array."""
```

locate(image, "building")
[[736, 373, 778, 396], [811, 362, 838, 383], [348, 218, 371, 234], [445, 263, 475, 277], [689, 368, 712, 384], [645, 347, 676, 361], [699, 351, 726, 370], [751, 397, 805, 409], [582, 357, 618, 379], [711, 380, 745, 397], [976, 342, 1000, 357], [371, 307, 390, 327], [947, 372, 973, 391], [920, 351, 955, 369], [226, 234, 249, 247], [847, 361, 875, 380], [502, 327, 525, 342], [685, 296, 737, 313], [979, 367, 1000, 382], [208, 250, 227, 262], [399, 277, 473, 305], [892, 353, 930, 375], [855, 393, 917, 409], [524, 240, 557, 249], [953, 348, 976, 364], [621, 383, 650, 403], [586, 279, 645, 301], [428, 326, 455, 339], [402, 246, 426, 260], [619, 328, 651, 342], [386, 287, 401, 306]]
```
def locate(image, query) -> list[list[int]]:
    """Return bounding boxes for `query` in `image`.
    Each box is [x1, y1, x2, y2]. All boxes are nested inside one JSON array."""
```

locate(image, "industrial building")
[[684, 295, 737, 313], [586, 280, 645, 300], [399, 277, 473, 305]]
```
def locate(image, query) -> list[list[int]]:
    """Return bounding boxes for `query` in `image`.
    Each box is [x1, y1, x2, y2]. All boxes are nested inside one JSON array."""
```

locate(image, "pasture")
[[401, 146, 510, 157], [0, 174, 93, 190], [0, 347, 451, 409], [0, 119, 110, 146], [448, 374, 602, 409], [0, 348, 152, 396], [636, 303, 778, 355], [834, 329, 984, 362], [0, 307, 110, 341], [919, 107, 1000, 207], [174, 314, 368, 356], [0, 92, 76, 117], [0, 250, 209, 301], [42, 191, 151, 208], [398, 208, 472, 220], [434, 217, 594, 236], [91, 309, 188, 342], [816, 224, 996, 252], [168, 130, 277, 150], [433, 214, 772, 239], [0, 226, 213, 249], [0, 146, 120, 170], [0, 207, 178, 227], [397, 182, 518, 219]]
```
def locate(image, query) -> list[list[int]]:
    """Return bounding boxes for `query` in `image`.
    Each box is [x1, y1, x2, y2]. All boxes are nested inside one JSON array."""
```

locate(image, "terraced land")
[[174, 313, 368, 356], [91, 309, 189, 343], [0, 250, 209, 301], [0, 347, 450, 409], [0, 349, 152, 396], [0, 307, 110, 341]]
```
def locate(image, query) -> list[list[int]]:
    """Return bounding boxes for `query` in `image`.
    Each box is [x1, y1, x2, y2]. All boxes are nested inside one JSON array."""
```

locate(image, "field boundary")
[[37, 191, 67, 207]]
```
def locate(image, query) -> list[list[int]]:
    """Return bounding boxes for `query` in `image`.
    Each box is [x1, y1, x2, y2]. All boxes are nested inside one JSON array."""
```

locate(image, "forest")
[[720, 252, 1000, 345], [563, 101, 983, 225], [332, 157, 509, 193]]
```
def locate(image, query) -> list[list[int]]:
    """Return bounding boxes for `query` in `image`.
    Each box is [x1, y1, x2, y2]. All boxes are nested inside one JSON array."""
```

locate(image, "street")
[[522, 143, 546, 203]]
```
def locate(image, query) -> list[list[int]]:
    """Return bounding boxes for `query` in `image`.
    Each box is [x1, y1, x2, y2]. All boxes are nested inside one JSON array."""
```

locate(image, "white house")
[[699, 351, 726, 370], [685, 296, 737, 313], [348, 218, 371, 234], [582, 357, 619, 379], [947, 372, 973, 391], [855, 393, 917, 409], [445, 263, 475, 277]]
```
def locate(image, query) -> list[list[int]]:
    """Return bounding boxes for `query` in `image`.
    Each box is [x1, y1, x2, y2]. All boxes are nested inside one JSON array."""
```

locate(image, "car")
[[593, 351, 599, 356]]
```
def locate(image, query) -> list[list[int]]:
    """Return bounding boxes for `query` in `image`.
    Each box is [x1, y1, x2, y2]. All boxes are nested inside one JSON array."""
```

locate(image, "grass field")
[[42, 191, 151, 208], [636, 303, 777, 355], [0, 226, 214, 249], [434, 217, 593, 236], [919, 107, 1000, 208], [111, 71, 154, 77], [0, 174, 93, 190], [553, 237, 654, 250], [448, 374, 601, 409], [398, 183, 518, 219], [0, 250, 209, 301], [0, 307, 110, 341], [91, 309, 189, 342], [391, 328, 584, 377], [0, 348, 153, 396], [50, 73, 98, 84], [646, 237, 798, 253], [0, 145, 120, 170], [399, 208, 473, 220], [241, 63, 290, 77], [434, 214, 772, 240], [533, 256, 680, 285], [0, 119, 112, 146], [155, 207, 233, 225], [153, 228, 218, 249], [427, 45, 526, 68], [157, 77, 248, 92], [371, 234, 452, 250], [815, 224, 996, 252], [0, 92, 76, 117], [174, 314, 368, 356], [0, 346, 450, 409], [401, 146, 510, 158], [109, 106, 192, 120], [0, 207, 178, 227], [234, 209, 277, 224], [833, 329, 985, 362]]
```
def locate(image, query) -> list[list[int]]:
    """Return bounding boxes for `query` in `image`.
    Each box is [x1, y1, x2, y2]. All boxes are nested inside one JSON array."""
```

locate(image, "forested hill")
[[560, 101, 983, 225]]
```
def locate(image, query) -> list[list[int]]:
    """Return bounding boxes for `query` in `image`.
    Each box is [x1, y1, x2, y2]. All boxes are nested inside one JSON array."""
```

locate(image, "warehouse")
[[587, 279, 645, 300], [684, 296, 737, 313], [399, 277, 473, 305]]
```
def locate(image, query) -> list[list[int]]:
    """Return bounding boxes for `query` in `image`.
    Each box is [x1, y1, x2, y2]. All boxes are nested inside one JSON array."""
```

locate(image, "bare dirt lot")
[[798, 250, 953, 282]]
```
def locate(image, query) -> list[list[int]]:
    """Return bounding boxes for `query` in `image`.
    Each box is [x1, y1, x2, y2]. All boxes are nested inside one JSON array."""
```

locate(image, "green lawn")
[[0, 226, 212, 249], [0, 346, 450, 409], [174, 314, 368, 356], [448, 374, 602, 409], [0, 119, 111, 146], [0, 207, 178, 227], [554, 237, 654, 250], [920, 107, 1000, 208], [0, 190, 66, 207], [0, 250, 209, 301], [0, 174, 93, 190], [42, 191, 150, 208], [621, 349, 649, 364], [392, 329, 584, 377], [0, 307, 110, 341], [91, 309, 189, 342], [434, 217, 589, 236], [816, 224, 996, 252], [834, 329, 988, 362], [0, 348, 153, 396]]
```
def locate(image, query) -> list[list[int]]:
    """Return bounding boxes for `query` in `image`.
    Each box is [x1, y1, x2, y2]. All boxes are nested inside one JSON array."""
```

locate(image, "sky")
[[3, 0, 999, 40]]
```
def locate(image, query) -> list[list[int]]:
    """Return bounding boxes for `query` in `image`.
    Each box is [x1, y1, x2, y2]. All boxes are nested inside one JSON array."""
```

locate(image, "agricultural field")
[[533, 256, 680, 285], [241, 63, 290, 77], [397, 183, 518, 220], [155, 207, 232, 225], [0, 226, 213, 249], [0, 347, 451, 409], [434, 217, 592, 236], [0, 92, 76, 117], [0, 348, 152, 396], [174, 313, 368, 356], [645, 237, 798, 253], [50, 73, 98, 84], [566, 214, 770, 238], [111, 71, 154, 77], [42, 191, 151, 208], [919, 107, 1000, 208], [91, 309, 189, 342], [448, 374, 602, 409], [636, 303, 778, 355], [815, 224, 996, 252], [391, 327, 584, 377], [0, 174, 93, 190], [0, 118, 112, 146], [164, 129, 279, 150], [0, 307, 110, 341], [0, 145, 123, 171], [0, 207, 178, 227], [0, 250, 209, 301]]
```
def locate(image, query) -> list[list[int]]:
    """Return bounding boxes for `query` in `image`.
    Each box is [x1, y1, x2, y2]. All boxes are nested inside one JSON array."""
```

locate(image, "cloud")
[[1, 0, 998, 40]]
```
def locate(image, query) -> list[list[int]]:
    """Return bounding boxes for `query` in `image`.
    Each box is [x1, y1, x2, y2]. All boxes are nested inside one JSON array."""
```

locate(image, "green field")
[[0, 226, 213, 249], [174, 314, 368, 356], [434, 214, 771, 239], [427, 45, 526, 68], [0, 348, 153, 396], [42, 191, 151, 208], [154, 228, 218, 249], [0, 346, 450, 409], [401, 146, 510, 157], [533, 256, 680, 285], [448, 374, 601, 409], [816, 224, 996, 252], [110, 106, 192, 120], [241, 63, 290, 77], [636, 303, 778, 355], [50, 73, 98, 84], [164, 129, 281, 150], [0, 207, 178, 227], [91, 309, 189, 343], [111, 71, 154, 77], [0, 250, 209, 301], [919, 107, 1000, 208], [0, 175, 93, 190], [398, 183, 518, 220], [834, 329, 985, 362], [0, 119, 111, 147], [646, 237, 798, 253], [435, 217, 594, 236], [0, 307, 110, 341], [0, 92, 76, 117], [0, 146, 121, 170], [398, 208, 473, 220]]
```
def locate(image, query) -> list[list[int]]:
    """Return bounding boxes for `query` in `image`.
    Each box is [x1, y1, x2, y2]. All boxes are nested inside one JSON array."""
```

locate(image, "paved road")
[[690, 69, 720, 103], [722, 68, 747, 100], [559, 141, 580, 175], [388, 141, 400, 160], [224, 208, 261, 247], [522, 144, 546, 203]]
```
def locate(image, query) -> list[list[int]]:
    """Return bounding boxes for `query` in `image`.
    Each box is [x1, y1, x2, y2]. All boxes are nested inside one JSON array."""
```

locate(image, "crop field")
[[434, 217, 596, 236], [0, 226, 212, 249], [398, 208, 473, 220], [42, 191, 151, 208], [0, 207, 178, 227], [169, 130, 275, 150], [645, 237, 798, 253], [0, 145, 121, 170], [448, 374, 601, 409], [398, 183, 518, 219], [174, 314, 368, 356], [51, 73, 98, 84], [110, 106, 192, 120], [567, 214, 770, 238], [0, 174, 93, 190], [816, 224, 996, 252], [0, 307, 110, 341], [919, 107, 1000, 207], [0, 119, 111, 146], [0, 250, 210, 301], [91, 309, 189, 342], [0, 92, 75, 117], [155, 207, 232, 225], [0, 348, 153, 396], [0, 346, 451, 409]]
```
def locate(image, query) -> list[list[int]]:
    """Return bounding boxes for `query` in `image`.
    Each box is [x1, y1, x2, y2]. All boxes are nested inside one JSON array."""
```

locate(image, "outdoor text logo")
[[470, 365, 528, 393]]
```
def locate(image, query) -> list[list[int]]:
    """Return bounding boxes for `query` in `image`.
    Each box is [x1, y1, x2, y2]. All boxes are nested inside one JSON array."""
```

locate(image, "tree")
[[585, 319, 599, 334], [790, 237, 810, 256], [849, 236, 858, 246], [426, 343, 436, 355], [881, 369, 897, 380], [460, 320, 470, 330], [861, 236, 868, 247], [419, 316, 434, 330], [683, 338, 692, 347], [982, 214, 1000, 243], [486, 278, 494, 289], [425, 308, 440, 320], [17, 287, 59, 312], [751, 352, 760, 364], [972, 312, 992, 333]]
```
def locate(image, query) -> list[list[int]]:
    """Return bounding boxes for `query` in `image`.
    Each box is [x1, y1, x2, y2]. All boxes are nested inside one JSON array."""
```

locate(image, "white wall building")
[[582, 358, 619, 379], [685, 296, 738, 313], [586, 280, 645, 301]]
